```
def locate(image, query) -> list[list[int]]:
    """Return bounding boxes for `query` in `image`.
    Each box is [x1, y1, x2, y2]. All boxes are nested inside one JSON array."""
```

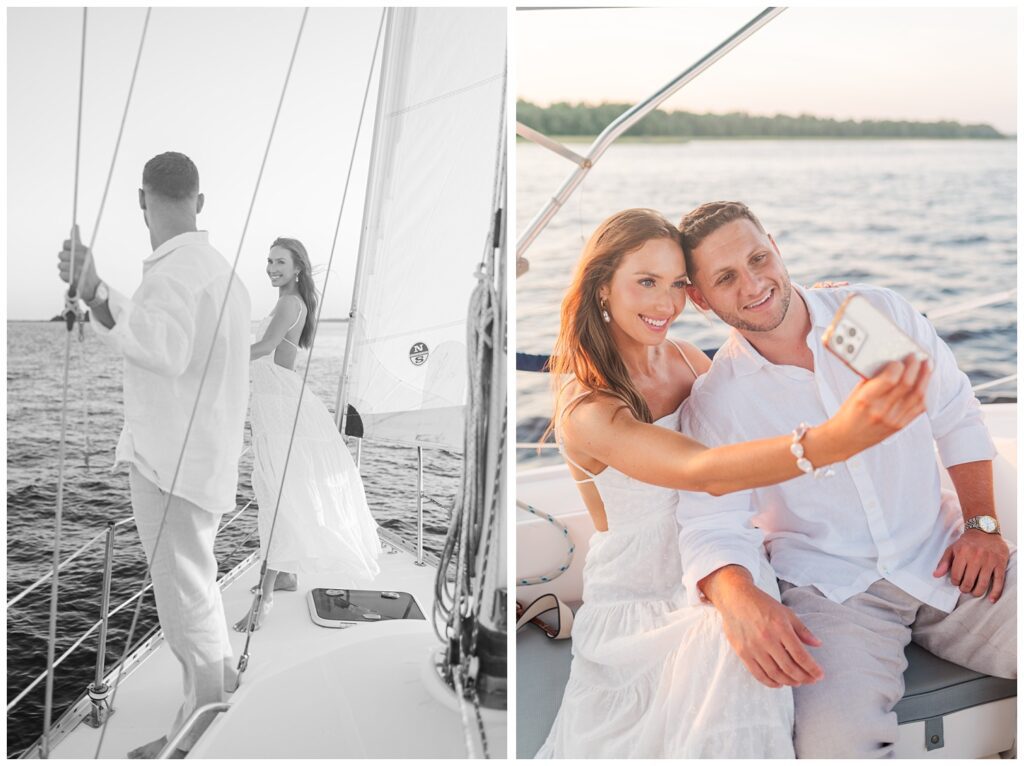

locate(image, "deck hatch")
[[307, 588, 426, 628]]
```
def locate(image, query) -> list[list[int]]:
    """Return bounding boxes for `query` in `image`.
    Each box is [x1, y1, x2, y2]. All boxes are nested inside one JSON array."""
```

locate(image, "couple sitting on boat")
[[538, 203, 1015, 758], [57, 151, 381, 758]]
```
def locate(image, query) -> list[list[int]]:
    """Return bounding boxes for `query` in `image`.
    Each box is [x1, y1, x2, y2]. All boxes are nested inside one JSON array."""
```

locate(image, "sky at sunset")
[[517, 7, 1016, 135]]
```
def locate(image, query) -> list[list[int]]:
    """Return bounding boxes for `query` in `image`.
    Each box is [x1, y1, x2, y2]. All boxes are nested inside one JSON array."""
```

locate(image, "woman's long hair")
[[272, 237, 318, 348], [544, 209, 681, 441]]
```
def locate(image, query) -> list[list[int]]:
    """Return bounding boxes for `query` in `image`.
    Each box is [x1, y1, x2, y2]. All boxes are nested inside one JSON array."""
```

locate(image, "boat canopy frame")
[[515, 6, 786, 270]]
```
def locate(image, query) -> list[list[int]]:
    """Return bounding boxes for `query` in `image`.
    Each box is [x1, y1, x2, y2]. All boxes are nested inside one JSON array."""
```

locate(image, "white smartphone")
[[822, 293, 929, 379]]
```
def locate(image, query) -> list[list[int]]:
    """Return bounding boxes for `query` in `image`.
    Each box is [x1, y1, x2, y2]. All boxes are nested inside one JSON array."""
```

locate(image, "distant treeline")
[[517, 100, 1005, 139]]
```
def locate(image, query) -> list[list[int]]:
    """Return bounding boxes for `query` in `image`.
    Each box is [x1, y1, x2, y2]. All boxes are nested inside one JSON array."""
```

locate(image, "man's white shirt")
[[93, 231, 251, 514], [677, 283, 996, 613]]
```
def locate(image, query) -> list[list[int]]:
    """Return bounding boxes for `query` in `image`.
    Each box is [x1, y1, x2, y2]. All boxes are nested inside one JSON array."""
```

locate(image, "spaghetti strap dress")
[[535, 341, 794, 758], [248, 300, 381, 578]]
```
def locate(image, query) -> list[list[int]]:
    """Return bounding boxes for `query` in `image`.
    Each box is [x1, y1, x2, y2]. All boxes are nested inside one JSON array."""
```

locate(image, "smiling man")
[[672, 201, 1015, 757]]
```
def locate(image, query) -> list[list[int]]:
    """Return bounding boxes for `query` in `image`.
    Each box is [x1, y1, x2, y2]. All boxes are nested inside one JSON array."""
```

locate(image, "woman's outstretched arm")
[[250, 297, 302, 360], [562, 355, 930, 495]]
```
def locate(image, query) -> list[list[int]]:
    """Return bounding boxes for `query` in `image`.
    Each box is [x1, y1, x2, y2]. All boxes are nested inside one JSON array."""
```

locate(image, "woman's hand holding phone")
[[821, 355, 931, 459]]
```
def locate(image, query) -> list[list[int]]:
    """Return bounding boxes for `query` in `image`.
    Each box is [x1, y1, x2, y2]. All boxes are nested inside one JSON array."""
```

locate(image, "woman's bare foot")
[[248, 571, 297, 594], [232, 599, 273, 633], [127, 736, 186, 759]]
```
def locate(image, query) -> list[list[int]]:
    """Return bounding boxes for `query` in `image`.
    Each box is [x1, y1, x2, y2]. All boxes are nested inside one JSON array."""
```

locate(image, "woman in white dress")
[[235, 238, 381, 631], [535, 209, 930, 757]]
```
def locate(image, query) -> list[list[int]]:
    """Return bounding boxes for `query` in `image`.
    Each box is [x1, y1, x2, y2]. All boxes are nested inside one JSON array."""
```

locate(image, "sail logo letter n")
[[409, 342, 429, 366]]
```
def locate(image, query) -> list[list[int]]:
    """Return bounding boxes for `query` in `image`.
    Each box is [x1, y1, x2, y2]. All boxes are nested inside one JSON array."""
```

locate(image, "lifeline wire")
[[42, 8, 87, 759], [235, 7, 386, 663], [93, 8, 309, 757]]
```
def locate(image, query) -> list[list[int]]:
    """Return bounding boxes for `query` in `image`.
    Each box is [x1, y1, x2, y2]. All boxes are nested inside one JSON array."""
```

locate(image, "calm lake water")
[[6, 319, 461, 755], [516, 139, 1017, 465]]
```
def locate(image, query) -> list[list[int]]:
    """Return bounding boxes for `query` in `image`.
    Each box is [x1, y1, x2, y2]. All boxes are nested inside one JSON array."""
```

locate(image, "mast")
[[468, 64, 508, 709]]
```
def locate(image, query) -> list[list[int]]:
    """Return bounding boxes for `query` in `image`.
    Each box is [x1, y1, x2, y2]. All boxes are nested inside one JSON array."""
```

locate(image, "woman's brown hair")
[[543, 208, 681, 443]]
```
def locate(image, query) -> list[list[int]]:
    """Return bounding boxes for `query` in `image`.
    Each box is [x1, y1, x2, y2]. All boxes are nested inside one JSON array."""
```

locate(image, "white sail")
[[340, 7, 506, 451]]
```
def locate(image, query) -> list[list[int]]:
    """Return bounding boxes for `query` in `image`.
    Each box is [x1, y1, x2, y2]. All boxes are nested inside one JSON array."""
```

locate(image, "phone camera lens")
[[848, 327, 857, 337], [835, 335, 843, 345], [846, 344, 855, 354]]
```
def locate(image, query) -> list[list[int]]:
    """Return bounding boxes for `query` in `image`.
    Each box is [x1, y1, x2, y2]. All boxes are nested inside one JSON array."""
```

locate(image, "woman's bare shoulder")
[[273, 294, 303, 320], [668, 337, 712, 374], [559, 385, 632, 440]]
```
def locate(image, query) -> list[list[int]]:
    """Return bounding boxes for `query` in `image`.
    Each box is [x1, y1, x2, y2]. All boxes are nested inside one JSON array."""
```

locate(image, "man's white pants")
[[782, 552, 1016, 758], [130, 465, 234, 751]]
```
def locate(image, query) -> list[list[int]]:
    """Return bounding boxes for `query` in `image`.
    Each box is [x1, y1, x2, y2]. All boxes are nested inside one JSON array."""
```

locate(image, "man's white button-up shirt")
[[93, 231, 251, 514], [677, 284, 996, 612]]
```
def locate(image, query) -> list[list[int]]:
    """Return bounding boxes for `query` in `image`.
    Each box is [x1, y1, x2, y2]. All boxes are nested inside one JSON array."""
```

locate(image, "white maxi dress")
[[248, 307, 381, 579], [536, 358, 794, 758]]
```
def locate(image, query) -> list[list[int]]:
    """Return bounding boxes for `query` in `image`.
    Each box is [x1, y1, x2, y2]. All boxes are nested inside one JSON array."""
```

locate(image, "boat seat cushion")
[[516, 627, 1016, 756], [895, 642, 1016, 723]]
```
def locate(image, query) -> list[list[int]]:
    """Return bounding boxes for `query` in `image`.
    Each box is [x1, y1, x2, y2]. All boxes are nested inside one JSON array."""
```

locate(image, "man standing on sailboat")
[[57, 151, 251, 758]]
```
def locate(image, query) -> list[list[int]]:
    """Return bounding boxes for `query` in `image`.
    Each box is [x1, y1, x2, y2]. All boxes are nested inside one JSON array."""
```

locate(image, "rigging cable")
[[45, 8, 152, 741], [40, 4, 152, 752], [42, 8, 88, 759], [234, 8, 386, 675], [74, 7, 153, 474], [93, 7, 309, 758], [429, 60, 507, 757], [465, 68, 509, 758]]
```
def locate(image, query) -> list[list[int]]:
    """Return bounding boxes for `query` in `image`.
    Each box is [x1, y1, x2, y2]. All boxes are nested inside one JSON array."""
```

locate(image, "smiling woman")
[[525, 206, 934, 759]]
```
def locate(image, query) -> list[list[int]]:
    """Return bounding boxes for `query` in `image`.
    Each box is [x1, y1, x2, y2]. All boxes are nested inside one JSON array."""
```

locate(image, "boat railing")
[[351, 437, 457, 567], [6, 495, 257, 724], [516, 7, 786, 264], [9, 429, 458, 748]]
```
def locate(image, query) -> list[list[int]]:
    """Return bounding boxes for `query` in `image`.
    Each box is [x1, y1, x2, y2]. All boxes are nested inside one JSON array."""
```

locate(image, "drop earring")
[[600, 300, 611, 323]]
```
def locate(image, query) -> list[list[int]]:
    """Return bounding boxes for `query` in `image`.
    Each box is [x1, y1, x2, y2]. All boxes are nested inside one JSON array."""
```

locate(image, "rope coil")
[[515, 500, 575, 586]]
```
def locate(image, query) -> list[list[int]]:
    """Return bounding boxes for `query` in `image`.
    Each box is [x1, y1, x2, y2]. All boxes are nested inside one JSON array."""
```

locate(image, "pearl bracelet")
[[791, 422, 835, 479]]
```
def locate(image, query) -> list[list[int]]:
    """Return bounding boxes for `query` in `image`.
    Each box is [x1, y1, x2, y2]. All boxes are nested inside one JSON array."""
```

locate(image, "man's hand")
[[57, 224, 100, 302], [700, 565, 824, 688], [934, 529, 1010, 602]]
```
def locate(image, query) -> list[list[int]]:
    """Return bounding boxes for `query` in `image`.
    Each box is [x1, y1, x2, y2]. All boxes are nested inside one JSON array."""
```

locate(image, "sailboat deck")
[[45, 533, 505, 759]]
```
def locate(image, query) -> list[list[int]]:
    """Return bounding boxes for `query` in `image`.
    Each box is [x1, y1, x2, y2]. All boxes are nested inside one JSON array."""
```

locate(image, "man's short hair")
[[679, 201, 766, 278], [142, 152, 199, 200]]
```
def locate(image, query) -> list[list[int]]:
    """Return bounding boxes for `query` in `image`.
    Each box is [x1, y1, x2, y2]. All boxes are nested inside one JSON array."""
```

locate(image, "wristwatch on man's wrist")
[[964, 515, 1000, 535], [86, 280, 109, 308]]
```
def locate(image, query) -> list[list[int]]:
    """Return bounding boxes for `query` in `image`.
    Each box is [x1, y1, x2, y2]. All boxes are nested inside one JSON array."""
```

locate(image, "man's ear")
[[686, 284, 711, 312], [195, 192, 205, 215], [138, 188, 146, 210]]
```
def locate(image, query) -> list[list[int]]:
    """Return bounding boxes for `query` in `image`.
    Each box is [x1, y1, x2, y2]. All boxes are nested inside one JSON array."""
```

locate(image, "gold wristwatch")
[[964, 515, 1000, 535]]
